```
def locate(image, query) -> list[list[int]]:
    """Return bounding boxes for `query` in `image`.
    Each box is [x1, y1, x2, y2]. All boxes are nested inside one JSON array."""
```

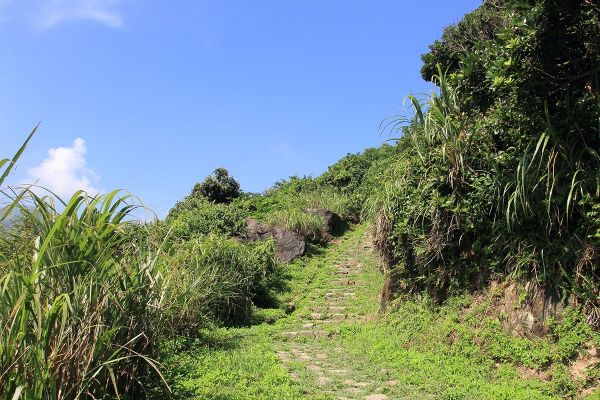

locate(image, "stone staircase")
[[278, 254, 389, 400]]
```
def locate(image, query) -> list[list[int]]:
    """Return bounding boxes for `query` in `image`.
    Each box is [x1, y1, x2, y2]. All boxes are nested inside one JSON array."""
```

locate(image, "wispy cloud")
[[26, 138, 102, 198], [38, 0, 124, 29], [0, 0, 126, 29]]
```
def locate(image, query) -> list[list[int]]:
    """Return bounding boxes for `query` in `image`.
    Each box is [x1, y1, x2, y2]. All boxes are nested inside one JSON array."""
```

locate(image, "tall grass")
[[1, 132, 285, 398], [0, 132, 171, 398], [164, 235, 276, 330], [382, 66, 472, 190], [0, 126, 37, 222], [266, 209, 329, 243], [0, 190, 167, 399], [296, 189, 355, 220]]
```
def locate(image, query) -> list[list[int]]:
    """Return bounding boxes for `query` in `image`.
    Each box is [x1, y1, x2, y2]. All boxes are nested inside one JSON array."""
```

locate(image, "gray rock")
[[245, 218, 305, 263], [501, 281, 564, 337]]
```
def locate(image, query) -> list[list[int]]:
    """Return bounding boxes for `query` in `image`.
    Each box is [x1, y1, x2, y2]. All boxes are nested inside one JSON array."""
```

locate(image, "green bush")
[[236, 176, 355, 232], [192, 167, 241, 204], [317, 145, 399, 221], [318, 145, 397, 194], [236, 176, 318, 220], [373, 1, 600, 324], [167, 196, 247, 239], [164, 235, 277, 329]]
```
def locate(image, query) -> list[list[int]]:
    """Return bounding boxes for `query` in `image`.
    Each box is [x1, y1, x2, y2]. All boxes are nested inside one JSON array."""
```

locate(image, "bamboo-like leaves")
[[0, 183, 169, 399], [0, 124, 37, 187]]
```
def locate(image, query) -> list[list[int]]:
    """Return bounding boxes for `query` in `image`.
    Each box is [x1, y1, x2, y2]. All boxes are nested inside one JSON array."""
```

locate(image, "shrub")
[[163, 235, 276, 330], [317, 153, 371, 192], [166, 196, 247, 240], [296, 189, 356, 223], [192, 167, 241, 204], [318, 145, 397, 194], [236, 176, 318, 220], [373, 1, 600, 323]]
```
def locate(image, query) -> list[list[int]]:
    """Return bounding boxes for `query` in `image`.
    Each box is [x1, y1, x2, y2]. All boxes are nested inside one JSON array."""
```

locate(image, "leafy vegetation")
[[162, 226, 599, 399], [192, 167, 241, 204], [166, 196, 248, 239], [372, 0, 600, 327], [2, 1, 600, 398], [0, 138, 282, 399], [163, 235, 277, 330], [266, 209, 329, 244], [0, 189, 167, 398]]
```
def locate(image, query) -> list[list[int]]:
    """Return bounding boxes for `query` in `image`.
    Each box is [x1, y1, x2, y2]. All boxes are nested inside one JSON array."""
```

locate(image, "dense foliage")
[[318, 144, 399, 221], [167, 196, 248, 239], [192, 167, 241, 204], [0, 140, 280, 398], [3, 1, 599, 397], [0, 190, 166, 398], [373, 0, 600, 326], [163, 235, 277, 331]]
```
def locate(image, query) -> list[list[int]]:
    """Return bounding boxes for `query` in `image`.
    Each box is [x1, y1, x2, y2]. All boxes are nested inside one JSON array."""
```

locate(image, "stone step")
[[311, 306, 347, 312], [328, 368, 349, 375], [311, 320, 334, 325], [282, 330, 329, 339], [332, 279, 357, 286], [326, 302, 349, 308], [342, 379, 372, 388]]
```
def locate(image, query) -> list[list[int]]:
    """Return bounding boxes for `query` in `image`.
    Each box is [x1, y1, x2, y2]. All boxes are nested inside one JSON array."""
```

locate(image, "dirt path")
[[275, 226, 392, 400]]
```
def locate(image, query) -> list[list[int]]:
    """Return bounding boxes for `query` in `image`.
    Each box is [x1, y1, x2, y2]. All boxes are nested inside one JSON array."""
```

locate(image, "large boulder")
[[302, 208, 344, 235], [246, 219, 305, 263]]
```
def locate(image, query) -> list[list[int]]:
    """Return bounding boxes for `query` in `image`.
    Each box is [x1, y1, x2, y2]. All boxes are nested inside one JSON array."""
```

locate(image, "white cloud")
[[26, 138, 102, 198], [38, 0, 124, 29], [0, 0, 125, 28]]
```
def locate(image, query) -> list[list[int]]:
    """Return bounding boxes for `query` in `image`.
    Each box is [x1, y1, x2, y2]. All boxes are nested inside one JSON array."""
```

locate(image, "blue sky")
[[1, 0, 480, 216]]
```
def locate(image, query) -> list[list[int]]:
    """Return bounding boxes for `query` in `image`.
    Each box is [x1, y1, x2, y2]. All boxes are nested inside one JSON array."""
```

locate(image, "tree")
[[192, 167, 241, 204]]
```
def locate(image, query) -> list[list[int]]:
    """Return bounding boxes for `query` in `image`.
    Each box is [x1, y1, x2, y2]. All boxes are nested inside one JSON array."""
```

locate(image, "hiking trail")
[[274, 225, 397, 400]]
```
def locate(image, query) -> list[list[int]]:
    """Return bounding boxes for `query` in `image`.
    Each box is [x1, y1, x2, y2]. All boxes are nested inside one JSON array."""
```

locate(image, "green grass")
[[159, 327, 304, 400], [160, 225, 596, 399], [266, 209, 329, 244]]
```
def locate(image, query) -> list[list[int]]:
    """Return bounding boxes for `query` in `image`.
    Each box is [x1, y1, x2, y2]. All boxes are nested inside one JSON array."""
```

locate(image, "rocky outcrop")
[[302, 208, 344, 235], [246, 218, 305, 263], [499, 281, 565, 337]]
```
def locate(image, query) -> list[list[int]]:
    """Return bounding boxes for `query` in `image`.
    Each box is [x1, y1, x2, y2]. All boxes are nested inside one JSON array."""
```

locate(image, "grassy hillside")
[[158, 226, 599, 399], [1, 1, 599, 398]]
